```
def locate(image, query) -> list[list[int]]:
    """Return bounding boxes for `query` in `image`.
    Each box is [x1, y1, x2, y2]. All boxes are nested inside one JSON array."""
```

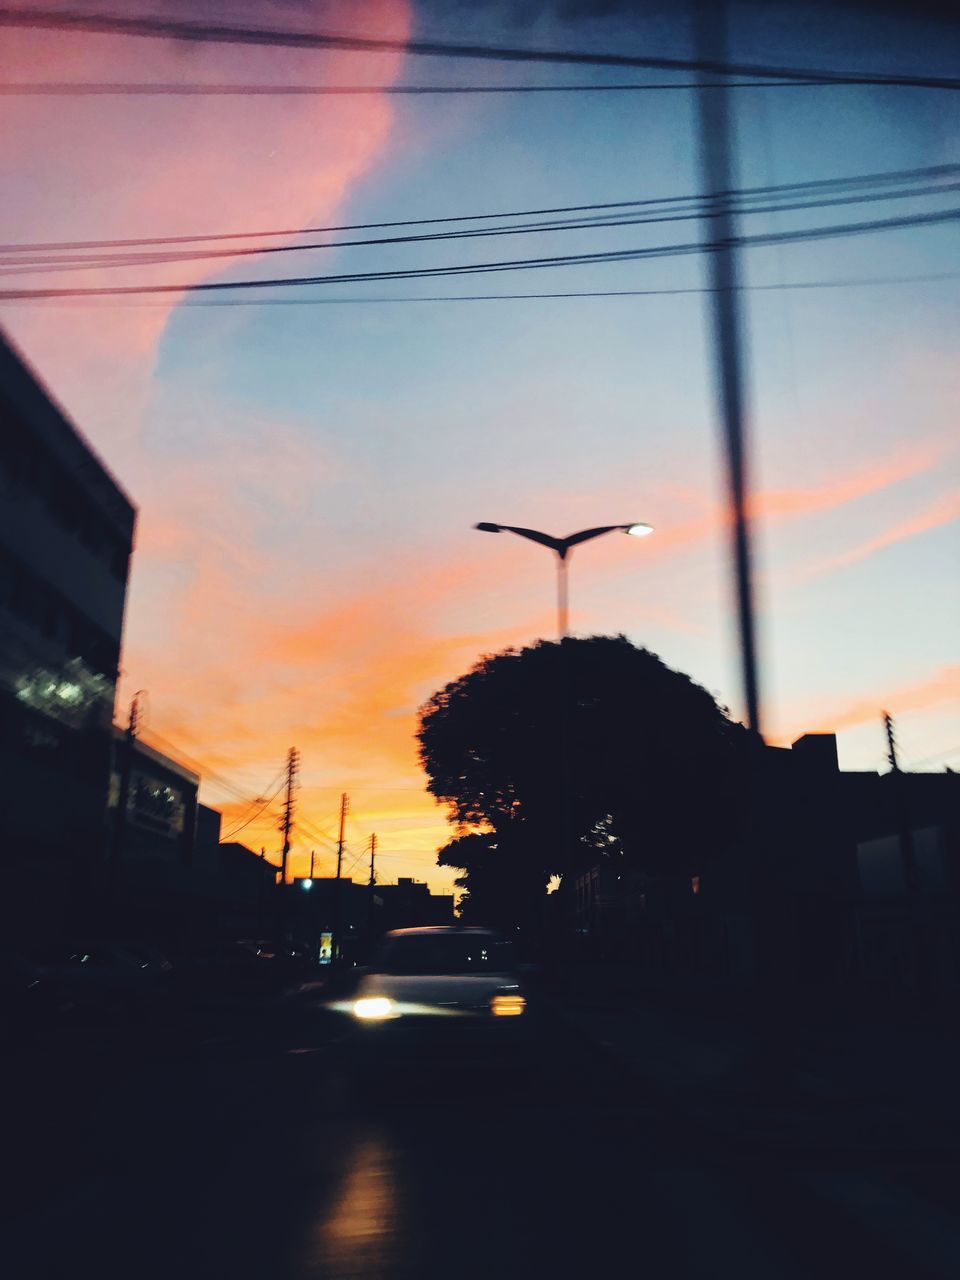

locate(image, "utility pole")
[[333, 792, 349, 965], [279, 747, 299, 887], [366, 829, 378, 952], [884, 711, 927, 987], [695, 0, 761, 739], [109, 689, 145, 915], [309, 849, 316, 879], [258, 846, 265, 936], [883, 711, 901, 774]]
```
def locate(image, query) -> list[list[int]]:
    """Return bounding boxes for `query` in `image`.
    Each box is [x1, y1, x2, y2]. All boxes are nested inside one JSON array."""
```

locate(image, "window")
[[373, 935, 515, 975]]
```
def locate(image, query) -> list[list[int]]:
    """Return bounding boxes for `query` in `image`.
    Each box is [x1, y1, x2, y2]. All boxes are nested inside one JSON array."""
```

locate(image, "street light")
[[474, 522, 653, 639]]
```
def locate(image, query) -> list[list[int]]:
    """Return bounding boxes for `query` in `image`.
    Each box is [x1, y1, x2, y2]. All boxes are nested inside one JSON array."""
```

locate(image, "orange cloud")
[[799, 490, 960, 580], [749, 448, 940, 522], [798, 666, 960, 736], [120, 438, 951, 889], [598, 446, 943, 563], [123, 541, 554, 888]]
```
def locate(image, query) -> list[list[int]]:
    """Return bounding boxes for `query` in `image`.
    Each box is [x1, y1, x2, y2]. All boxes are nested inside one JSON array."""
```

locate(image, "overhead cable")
[[4, 162, 954, 255], [2, 206, 958, 301], [42, 271, 945, 307], [5, 177, 960, 276], [1, 7, 957, 90], [220, 782, 286, 841], [0, 80, 837, 96]]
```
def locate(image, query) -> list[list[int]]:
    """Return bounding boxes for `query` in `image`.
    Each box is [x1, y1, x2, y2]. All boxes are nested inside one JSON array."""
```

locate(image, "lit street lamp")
[[474, 522, 653, 639]]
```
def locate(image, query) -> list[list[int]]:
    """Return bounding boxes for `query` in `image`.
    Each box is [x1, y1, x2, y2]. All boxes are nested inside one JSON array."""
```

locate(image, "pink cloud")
[[796, 666, 960, 737], [799, 490, 960, 580], [0, 1, 412, 447]]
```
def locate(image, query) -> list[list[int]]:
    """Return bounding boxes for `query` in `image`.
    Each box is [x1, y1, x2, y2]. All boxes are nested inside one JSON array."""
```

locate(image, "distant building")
[[0, 330, 136, 939], [283, 873, 455, 962], [106, 728, 199, 935], [574, 733, 960, 986], [285, 876, 369, 962], [375, 877, 455, 931]]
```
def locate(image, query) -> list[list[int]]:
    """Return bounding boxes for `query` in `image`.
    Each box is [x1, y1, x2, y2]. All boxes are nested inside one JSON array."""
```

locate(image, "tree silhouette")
[[418, 636, 748, 926]]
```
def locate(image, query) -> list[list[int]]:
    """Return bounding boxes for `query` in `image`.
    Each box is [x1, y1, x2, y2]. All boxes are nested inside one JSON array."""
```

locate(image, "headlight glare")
[[353, 996, 397, 1021]]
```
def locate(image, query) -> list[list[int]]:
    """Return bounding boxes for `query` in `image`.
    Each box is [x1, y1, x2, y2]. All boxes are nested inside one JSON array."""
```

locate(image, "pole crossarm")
[[475, 523, 565, 553], [560, 524, 633, 551], [475, 521, 646, 556]]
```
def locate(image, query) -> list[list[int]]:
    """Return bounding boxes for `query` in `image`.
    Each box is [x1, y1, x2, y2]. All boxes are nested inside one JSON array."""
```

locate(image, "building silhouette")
[[106, 728, 200, 938], [0, 330, 136, 941], [283, 874, 455, 962], [575, 732, 960, 987]]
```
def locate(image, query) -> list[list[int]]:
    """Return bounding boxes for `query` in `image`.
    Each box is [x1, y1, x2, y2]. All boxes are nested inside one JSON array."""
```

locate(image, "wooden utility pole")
[[884, 711, 919, 892], [333, 792, 349, 964], [258, 846, 265, 936], [367, 832, 377, 947], [109, 689, 145, 913], [279, 747, 299, 887], [884, 711, 928, 987], [884, 710, 901, 774]]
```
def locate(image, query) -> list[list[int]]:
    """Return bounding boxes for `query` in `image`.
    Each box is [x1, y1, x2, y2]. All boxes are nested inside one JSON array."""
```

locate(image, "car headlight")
[[490, 993, 525, 1017], [352, 996, 397, 1021]]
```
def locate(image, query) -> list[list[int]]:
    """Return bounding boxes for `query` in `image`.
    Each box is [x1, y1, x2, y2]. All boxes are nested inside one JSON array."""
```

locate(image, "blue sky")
[[2, 0, 957, 883]]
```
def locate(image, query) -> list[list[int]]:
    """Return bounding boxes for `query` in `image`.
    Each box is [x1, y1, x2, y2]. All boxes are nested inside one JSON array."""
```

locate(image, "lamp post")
[[474, 523, 653, 639], [474, 521, 653, 933]]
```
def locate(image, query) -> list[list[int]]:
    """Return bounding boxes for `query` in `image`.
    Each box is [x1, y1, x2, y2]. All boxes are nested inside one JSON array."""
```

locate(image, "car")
[[333, 926, 532, 1091], [122, 943, 174, 976], [348, 926, 526, 1018], [22, 941, 172, 1017]]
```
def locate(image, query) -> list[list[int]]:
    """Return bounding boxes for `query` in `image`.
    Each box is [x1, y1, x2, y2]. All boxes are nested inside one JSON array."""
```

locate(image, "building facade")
[[0, 331, 136, 939], [573, 733, 960, 987], [107, 728, 200, 933]]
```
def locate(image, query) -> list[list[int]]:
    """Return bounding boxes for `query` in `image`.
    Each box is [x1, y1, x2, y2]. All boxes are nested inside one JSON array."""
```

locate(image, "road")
[[4, 998, 960, 1279]]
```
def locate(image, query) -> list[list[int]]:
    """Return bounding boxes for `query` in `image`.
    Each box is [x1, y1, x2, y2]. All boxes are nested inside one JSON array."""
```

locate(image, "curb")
[[547, 996, 956, 1159]]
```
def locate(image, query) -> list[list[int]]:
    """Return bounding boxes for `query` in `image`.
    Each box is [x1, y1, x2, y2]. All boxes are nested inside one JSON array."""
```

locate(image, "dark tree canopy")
[[418, 636, 748, 924]]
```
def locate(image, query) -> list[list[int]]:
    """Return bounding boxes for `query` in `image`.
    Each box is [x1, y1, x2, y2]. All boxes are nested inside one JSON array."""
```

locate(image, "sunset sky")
[[2, 1, 958, 896]]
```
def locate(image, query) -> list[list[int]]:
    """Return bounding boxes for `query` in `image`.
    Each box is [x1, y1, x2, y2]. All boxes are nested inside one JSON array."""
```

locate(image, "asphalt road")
[[4, 1000, 960, 1279]]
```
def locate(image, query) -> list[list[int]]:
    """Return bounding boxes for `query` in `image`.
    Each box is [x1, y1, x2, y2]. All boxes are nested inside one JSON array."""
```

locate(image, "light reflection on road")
[[306, 1130, 402, 1277]]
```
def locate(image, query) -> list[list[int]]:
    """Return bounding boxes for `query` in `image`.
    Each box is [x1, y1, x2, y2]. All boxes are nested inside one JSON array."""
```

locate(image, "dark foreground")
[[5, 993, 960, 1279]]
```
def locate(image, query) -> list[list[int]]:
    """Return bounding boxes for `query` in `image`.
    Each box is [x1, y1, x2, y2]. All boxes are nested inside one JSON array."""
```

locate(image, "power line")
[[2, 8, 958, 91], [6, 177, 959, 277], [139, 727, 286, 809], [3, 162, 954, 255], [164, 271, 960, 305], [342, 846, 370, 878], [0, 80, 852, 97], [296, 824, 341, 854], [220, 780, 286, 841], [295, 821, 337, 843], [3, 205, 958, 301], [10, 270, 958, 308], [199, 765, 286, 807]]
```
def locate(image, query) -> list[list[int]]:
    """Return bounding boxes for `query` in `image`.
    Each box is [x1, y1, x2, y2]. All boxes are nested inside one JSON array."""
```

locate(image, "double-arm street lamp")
[[474, 522, 653, 639]]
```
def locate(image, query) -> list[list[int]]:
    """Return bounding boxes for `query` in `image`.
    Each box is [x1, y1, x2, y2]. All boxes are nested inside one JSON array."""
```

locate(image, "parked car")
[[122, 943, 174, 976], [20, 941, 172, 1016], [0, 949, 77, 1032]]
